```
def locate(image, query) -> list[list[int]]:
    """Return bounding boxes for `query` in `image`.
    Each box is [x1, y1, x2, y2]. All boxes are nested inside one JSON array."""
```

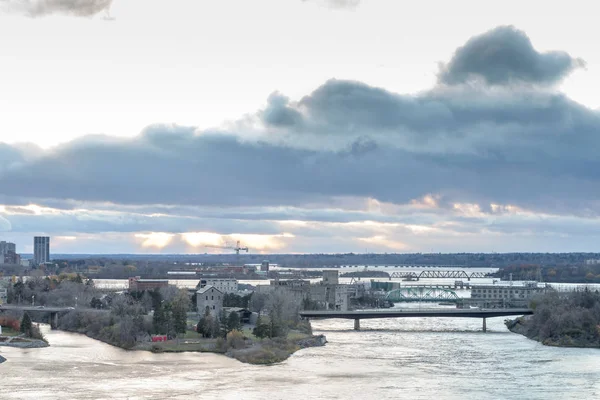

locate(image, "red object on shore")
[[151, 335, 167, 342]]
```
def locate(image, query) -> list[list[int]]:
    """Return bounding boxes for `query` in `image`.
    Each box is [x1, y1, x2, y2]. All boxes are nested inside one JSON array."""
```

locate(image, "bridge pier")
[[354, 319, 360, 331], [49, 312, 58, 330], [482, 318, 486, 333]]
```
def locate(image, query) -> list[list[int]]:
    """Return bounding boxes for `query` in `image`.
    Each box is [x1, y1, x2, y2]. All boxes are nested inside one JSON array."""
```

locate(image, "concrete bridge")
[[0, 305, 106, 329], [299, 308, 533, 332]]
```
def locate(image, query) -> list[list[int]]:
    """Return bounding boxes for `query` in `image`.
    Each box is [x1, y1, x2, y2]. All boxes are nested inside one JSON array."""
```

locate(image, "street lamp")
[[32, 295, 35, 306], [75, 296, 78, 308]]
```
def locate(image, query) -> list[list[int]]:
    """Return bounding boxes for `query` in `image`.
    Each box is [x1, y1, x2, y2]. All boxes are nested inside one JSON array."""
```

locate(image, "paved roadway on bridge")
[[299, 308, 533, 320], [0, 305, 106, 313]]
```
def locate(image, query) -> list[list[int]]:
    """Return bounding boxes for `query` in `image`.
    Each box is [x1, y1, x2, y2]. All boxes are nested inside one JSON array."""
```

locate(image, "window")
[[212, 305, 215, 310], [206, 296, 208, 300], [211, 296, 214, 300]]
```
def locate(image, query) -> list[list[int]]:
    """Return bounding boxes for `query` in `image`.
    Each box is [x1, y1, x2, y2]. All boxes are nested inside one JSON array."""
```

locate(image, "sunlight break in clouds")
[[181, 232, 225, 248], [358, 235, 407, 251], [134, 232, 175, 249]]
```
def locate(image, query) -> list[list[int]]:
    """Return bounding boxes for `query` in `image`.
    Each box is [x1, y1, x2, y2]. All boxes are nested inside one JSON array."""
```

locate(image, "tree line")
[[511, 289, 600, 348]]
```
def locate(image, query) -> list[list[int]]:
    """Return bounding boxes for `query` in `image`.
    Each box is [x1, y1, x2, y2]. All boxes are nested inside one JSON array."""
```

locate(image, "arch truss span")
[[389, 270, 490, 280], [385, 287, 461, 303]]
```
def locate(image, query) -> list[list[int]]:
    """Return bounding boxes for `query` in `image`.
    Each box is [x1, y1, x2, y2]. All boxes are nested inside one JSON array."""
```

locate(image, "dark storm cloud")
[[0, 0, 112, 17], [438, 26, 584, 86]]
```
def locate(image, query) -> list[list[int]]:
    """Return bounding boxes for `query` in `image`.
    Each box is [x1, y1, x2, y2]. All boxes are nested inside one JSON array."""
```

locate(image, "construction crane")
[[205, 240, 249, 254]]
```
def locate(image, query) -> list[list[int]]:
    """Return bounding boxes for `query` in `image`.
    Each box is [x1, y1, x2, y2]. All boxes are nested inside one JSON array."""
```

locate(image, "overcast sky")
[[1, 0, 600, 254]]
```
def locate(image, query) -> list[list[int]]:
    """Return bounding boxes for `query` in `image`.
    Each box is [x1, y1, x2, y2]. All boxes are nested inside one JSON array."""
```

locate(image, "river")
[[1, 317, 599, 399]]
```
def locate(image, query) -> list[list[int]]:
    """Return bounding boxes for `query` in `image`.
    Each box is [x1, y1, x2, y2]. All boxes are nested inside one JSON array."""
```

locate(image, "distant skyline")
[[2, 0, 600, 254]]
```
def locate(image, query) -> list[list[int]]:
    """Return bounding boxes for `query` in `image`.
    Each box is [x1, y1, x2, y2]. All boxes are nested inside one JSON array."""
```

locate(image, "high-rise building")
[[34, 236, 50, 265], [0, 241, 16, 264]]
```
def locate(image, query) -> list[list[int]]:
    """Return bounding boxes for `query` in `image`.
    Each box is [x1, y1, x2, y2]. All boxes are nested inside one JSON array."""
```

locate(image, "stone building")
[[196, 285, 224, 317], [197, 278, 238, 294]]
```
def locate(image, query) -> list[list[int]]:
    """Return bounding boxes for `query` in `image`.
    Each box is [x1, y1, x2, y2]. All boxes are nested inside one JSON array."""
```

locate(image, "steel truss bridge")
[[385, 287, 461, 303], [389, 270, 490, 281]]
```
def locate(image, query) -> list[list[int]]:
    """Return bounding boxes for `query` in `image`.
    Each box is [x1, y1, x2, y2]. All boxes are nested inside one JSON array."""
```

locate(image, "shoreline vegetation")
[[1, 273, 327, 364], [505, 289, 600, 348], [58, 321, 326, 365], [0, 315, 49, 351]]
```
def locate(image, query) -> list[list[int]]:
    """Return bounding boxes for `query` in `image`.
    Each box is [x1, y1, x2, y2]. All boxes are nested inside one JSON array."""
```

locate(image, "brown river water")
[[1, 317, 599, 399]]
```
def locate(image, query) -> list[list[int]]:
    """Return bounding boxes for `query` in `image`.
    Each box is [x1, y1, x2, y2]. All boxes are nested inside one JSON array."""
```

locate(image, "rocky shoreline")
[[227, 334, 327, 365], [505, 316, 600, 349], [0, 336, 49, 349]]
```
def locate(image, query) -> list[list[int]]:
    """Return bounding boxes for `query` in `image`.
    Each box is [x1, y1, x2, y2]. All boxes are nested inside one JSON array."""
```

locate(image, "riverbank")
[[226, 334, 327, 364], [135, 332, 327, 365], [0, 335, 49, 349], [58, 323, 327, 365], [506, 316, 600, 348], [506, 289, 600, 350]]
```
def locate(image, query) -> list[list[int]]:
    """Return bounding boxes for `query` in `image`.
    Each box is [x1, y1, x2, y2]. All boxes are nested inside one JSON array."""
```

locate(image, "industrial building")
[[470, 282, 548, 307], [128, 276, 169, 292], [255, 271, 364, 312]]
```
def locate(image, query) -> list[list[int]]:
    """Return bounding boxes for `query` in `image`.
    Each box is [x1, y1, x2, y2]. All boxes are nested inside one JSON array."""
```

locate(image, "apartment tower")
[[34, 236, 50, 265]]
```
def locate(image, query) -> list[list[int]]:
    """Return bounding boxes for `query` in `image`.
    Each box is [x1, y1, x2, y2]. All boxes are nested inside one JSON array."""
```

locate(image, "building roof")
[[197, 285, 223, 294], [223, 307, 250, 313]]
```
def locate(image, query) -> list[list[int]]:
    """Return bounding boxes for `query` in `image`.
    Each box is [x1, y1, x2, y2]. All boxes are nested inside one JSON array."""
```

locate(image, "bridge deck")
[[0, 305, 105, 313], [299, 308, 533, 319]]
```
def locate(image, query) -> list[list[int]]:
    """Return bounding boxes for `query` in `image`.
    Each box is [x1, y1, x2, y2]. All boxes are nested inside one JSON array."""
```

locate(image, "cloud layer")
[[0, 0, 112, 17], [302, 0, 360, 9], [439, 26, 584, 86], [1, 25, 599, 253]]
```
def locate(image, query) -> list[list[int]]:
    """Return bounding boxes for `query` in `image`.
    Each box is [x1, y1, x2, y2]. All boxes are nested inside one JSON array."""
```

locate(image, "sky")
[[1, 0, 600, 254]]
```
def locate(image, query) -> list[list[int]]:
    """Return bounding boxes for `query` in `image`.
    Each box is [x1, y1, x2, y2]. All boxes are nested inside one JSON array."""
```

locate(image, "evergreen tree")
[[218, 310, 229, 337], [153, 305, 167, 334], [252, 315, 271, 339], [172, 299, 187, 336], [20, 313, 33, 337], [227, 311, 241, 332]]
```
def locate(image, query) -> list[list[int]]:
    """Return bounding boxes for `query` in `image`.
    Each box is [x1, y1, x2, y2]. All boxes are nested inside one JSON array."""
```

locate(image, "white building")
[[196, 286, 224, 317], [198, 278, 238, 294], [334, 285, 349, 311]]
